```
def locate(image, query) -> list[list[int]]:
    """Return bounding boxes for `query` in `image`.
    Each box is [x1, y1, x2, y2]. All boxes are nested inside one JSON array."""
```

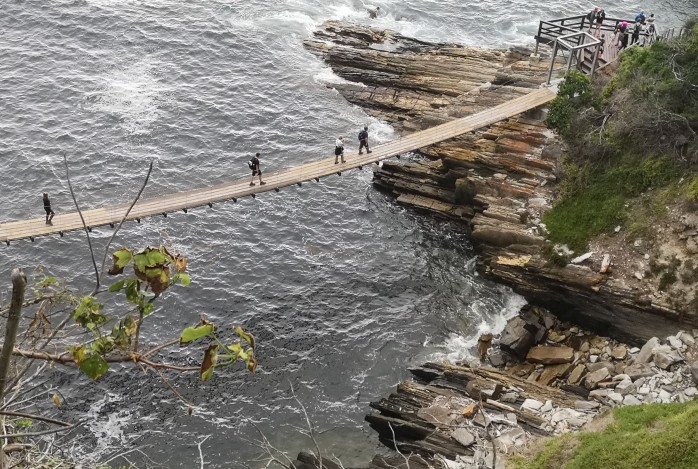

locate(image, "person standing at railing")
[[586, 6, 600, 31], [631, 21, 642, 45], [614, 21, 629, 47], [645, 13, 657, 44], [635, 11, 646, 24], [594, 8, 606, 36]]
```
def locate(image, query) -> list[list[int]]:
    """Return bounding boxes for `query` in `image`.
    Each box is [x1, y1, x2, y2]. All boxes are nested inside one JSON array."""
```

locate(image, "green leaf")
[[72, 297, 106, 329], [37, 277, 58, 288], [108, 279, 126, 292], [79, 354, 109, 380], [179, 324, 215, 344], [234, 326, 256, 350], [114, 249, 133, 268], [125, 279, 139, 303], [91, 336, 116, 355], [177, 273, 191, 286], [109, 248, 133, 275]]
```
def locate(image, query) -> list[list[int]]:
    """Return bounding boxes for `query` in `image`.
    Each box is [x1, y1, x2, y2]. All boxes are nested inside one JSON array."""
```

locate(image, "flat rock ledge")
[[304, 20, 697, 343]]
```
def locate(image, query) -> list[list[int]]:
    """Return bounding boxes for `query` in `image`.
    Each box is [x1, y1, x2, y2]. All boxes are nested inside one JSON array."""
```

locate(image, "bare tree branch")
[[63, 153, 100, 290], [97, 159, 155, 291]]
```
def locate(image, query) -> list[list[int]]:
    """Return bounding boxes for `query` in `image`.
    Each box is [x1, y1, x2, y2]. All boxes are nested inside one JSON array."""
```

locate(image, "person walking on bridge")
[[335, 135, 346, 164], [249, 152, 266, 187], [358, 126, 372, 155], [42, 192, 55, 224]]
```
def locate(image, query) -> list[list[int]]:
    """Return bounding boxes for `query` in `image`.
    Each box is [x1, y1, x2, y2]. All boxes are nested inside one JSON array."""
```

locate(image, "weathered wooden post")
[[0, 268, 26, 468]]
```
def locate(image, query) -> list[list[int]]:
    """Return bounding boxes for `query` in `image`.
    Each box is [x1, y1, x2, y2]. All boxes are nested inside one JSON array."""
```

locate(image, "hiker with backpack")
[[358, 126, 372, 155], [248, 152, 266, 186], [614, 21, 629, 47], [335, 135, 346, 164]]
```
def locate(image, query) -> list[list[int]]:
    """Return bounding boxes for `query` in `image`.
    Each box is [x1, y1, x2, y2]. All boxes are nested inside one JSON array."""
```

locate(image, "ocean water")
[[0, 0, 693, 467]]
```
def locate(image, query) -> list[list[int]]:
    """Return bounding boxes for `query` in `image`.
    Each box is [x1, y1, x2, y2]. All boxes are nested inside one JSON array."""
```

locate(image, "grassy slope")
[[509, 400, 698, 469]]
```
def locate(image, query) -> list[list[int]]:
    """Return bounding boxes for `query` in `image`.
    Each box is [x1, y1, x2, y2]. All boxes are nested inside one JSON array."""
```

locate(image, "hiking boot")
[[335, 159, 339, 164], [260, 181, 266, 185], [341, 159, 346, 163], [250, 182, 256, 186], [367, 150, 372, 154], [359, 151, 363, 155]]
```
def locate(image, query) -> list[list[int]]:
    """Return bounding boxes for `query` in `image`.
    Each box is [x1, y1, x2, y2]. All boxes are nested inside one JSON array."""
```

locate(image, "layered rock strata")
[[305, 21, 697, 343]]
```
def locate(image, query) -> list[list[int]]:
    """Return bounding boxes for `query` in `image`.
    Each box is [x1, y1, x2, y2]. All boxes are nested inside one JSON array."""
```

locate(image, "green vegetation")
[[543, 22, 698, 251], [510, 400, 698, 469]]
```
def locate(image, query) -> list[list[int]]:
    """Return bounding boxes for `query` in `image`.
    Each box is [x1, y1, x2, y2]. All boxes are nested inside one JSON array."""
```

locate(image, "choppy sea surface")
[[0, 0, 692, 466]]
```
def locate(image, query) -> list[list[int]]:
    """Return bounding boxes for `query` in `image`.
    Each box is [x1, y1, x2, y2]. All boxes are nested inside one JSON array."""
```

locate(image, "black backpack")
[[358, 130, 367, 141], [247, 160, 255, 170]]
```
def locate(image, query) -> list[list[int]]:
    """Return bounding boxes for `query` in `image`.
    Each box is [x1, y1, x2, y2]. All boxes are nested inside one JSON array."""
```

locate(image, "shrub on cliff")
[[543, 21, 698, 251]]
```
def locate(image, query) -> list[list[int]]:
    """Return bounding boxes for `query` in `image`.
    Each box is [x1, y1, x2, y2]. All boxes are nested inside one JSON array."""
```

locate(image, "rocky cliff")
[[304, 21, 697, 344]]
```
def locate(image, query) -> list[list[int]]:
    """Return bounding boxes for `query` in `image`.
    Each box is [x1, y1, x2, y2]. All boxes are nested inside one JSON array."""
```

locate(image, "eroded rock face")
[[305, 21, 696, 343]]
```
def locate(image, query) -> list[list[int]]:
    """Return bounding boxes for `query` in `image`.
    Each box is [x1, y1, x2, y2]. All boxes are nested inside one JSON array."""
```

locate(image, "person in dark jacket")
[[43, 192, 55, 224], [631, 22, 642, 45], [249, 152, 266, 186], [358, 126, 372, 155], [587, 7, 599, 31]]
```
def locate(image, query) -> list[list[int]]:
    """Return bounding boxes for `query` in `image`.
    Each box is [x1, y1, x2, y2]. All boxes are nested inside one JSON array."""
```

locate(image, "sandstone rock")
[[624, 363, 655, 380], [568, 364, 586, 385], [636, 337, 660, 363], [623, 395, 642, 405], [551, 408, 583, 424], [629, 347, 641, 354], [652, 345, 682, 369], [612, 373, 630, 382], [526, 346, 574, 365], [658, 389, 672, 402], [585, 367, 610, 390], [589, 388, 612, 401], [589, 355, 599, 363], [611, 346, 628, 360], [678, 331, 695, 347], [600, 254, 611, 273], [521, 398, 544, 412], [574, 400, 600, 410], [637, 386, 651, 395], [667, 335, 683, 350], [684, 387, 697, 397], [538, 363, 574, 386], [451, 428, 476, 447], [540, 400, 554, 413], [500, 392, 519, 403], [615, 379, 636, 396], [609, 392, 623, 404], [586, 361, 614, 373], [548, 331, 567, 343], [579, 341, 590, 353]]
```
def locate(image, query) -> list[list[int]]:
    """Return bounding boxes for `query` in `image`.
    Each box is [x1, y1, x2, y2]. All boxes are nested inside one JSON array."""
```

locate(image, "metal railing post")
[[546, 40, 559, 85]]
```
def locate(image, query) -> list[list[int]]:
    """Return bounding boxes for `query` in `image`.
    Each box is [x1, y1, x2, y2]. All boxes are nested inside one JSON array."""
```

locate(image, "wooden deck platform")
[[0, 87, 556, 245]]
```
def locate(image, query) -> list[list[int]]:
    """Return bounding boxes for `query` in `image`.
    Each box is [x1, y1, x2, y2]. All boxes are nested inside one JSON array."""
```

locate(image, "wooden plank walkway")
[[0, 87, 556, 245]]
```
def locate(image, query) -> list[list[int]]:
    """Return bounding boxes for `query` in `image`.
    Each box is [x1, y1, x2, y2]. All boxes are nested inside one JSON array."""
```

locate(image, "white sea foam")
[[85, 60, 171, 135]]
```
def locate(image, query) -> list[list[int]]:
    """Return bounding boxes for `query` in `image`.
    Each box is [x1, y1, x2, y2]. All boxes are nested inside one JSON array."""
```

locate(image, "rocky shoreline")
[[295, 21, 698, 469]]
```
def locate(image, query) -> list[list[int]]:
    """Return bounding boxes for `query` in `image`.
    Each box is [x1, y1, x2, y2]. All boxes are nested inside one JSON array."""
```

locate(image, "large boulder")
[[652, 345, 683, 370], [526, 346, 574, 365], [636, 337, 660, 363], [499, 316, 537, 358], [584, 367, 610, 390]]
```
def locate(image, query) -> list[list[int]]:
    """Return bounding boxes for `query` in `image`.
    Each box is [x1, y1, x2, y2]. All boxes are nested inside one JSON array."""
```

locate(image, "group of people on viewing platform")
[[587, 6, 658, 54]]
